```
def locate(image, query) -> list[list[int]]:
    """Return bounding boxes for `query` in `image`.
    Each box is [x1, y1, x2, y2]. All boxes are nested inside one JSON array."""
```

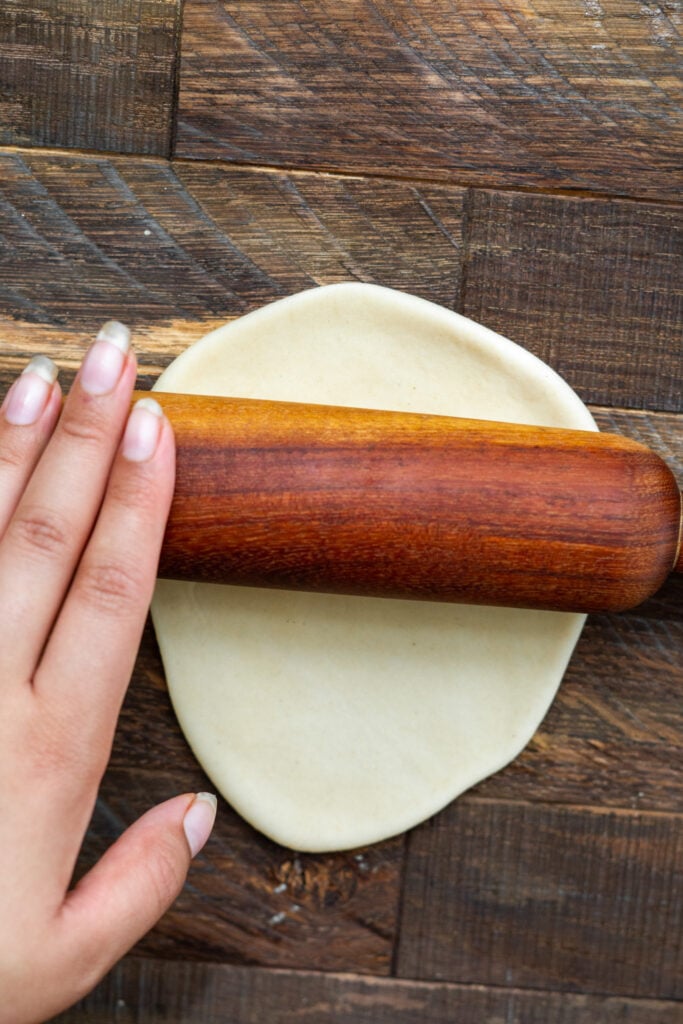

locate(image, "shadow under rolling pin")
[[146, 392, 682, 614]]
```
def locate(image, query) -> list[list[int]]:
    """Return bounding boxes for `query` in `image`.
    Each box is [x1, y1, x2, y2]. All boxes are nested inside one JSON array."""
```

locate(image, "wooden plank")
[[176, 0, 683, 200], [0, 150, 464, 381], [1, 149, 681, 410], [463, 191, 683, 412], [52, 959, 683, 1023], [0, 0, 181, 156], [170, 162, 465, 310], [71, 765, 404, 972], [396, 798, 683, 1000], [592, 408, 683, 476]]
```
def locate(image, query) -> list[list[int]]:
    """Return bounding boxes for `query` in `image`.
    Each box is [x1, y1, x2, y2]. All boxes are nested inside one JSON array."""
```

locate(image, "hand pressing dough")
[[152, 283, 596, 852]]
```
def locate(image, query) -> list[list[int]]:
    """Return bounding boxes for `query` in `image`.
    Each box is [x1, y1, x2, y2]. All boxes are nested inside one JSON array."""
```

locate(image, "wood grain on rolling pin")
[[151, 393, 682, 613]]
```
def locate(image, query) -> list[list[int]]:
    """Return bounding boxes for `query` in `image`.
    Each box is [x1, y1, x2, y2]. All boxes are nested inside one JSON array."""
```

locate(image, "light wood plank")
[[0, 150, 465, 387]]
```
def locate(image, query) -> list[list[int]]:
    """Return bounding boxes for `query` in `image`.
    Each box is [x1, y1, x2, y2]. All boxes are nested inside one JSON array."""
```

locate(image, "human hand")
[[0, 324, 217, 1023]]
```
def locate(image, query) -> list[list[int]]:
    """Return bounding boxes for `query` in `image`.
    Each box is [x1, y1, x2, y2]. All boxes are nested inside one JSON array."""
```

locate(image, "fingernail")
[[80, 321, 131, 397], [97, 321, 131, 350], [3, 355, 58, 426], [183, 793, 217, 858], [122, 397, 164, 462]]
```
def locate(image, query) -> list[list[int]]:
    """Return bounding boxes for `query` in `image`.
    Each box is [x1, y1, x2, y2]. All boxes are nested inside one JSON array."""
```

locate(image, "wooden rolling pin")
[[148, 392, 682, 613]]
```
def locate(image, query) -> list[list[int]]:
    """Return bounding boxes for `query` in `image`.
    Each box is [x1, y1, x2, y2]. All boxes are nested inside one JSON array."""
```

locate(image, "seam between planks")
[[460, 793, 683, 821], [114, 957, 683, 1007], [167, 0, 187, 161], [169, 155, 683, 208], [456, 187, 474, 315], [94, 766, 683, 822], [388, 833, 412, 977], [0, 144, 682, 209]]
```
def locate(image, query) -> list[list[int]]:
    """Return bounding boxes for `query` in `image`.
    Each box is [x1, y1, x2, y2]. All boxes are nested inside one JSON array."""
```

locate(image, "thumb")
[[58, 792, 217, 986]]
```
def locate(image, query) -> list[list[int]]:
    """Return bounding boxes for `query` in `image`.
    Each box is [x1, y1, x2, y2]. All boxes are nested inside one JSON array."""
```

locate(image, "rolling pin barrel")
[[150, 392, 682, 614]]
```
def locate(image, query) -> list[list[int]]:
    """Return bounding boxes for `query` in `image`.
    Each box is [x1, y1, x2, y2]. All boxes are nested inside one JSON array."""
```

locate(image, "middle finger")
[[0, 322, 136, 684]]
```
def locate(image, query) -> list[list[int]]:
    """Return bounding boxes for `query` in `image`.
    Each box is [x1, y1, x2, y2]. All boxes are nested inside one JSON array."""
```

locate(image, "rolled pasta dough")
[[152, 283, 596, 852]]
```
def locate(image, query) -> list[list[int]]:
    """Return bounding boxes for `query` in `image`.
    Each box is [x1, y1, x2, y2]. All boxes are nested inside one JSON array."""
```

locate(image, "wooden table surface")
[[1, 2, 682, 1021]]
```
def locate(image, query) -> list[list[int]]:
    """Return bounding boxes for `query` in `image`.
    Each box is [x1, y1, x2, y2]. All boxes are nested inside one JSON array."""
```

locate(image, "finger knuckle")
[[12, 504, 70, 558], [60, 405, 110, 447], [0, 438, 25, 472], [76, 559, 148, 616]]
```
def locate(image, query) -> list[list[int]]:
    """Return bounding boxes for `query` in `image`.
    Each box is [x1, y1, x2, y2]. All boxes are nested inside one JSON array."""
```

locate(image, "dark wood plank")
[[176, 0, 683, 200], [396, 798, 683, 999], [72, 764, 404, 973], [463, 191, 683, 412], [1, 149, 681, 411], [52, 959, 683, 1023], [0, 0, 181, 156]]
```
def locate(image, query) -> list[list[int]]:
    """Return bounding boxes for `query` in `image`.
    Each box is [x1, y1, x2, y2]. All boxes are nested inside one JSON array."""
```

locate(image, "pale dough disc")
[[152, 283, 596, 852]]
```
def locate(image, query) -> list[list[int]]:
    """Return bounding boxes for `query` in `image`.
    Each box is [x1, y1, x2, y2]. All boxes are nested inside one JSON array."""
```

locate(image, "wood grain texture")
[[396, 798, 683, 999], [0, 149, 464, 369], [72, 765, 404, 973], [52, 959, 683, 1023], [0, 146, 680, 1015], [152, 393, 681, 612], [0, 0, 181, 155], [0, 148, 681, 411], [177, 0, 683, 200], [464, 190, 683, 412]]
